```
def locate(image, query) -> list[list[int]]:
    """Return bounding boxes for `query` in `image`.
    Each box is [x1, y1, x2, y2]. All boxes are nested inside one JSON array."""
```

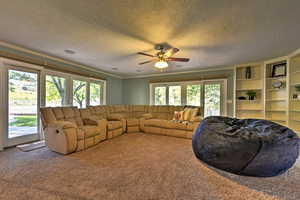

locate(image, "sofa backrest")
[[40, 106, 84, 128], [87, 105, 202, 120], [41, 105, 203, 129]]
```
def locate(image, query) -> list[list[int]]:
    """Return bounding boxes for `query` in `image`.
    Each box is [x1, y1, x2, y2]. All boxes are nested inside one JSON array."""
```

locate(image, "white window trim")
[[41, 69, 106, 107]]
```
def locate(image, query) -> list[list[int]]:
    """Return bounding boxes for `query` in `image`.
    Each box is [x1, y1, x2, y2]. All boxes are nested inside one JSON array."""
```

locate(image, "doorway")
[[5, 68, 40, 147]]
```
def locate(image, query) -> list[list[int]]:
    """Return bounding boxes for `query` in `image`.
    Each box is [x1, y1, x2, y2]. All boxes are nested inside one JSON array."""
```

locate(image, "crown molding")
[[124, 66, 234, 79], [0, 41, 123, 79], [1, 41, 299, 80]]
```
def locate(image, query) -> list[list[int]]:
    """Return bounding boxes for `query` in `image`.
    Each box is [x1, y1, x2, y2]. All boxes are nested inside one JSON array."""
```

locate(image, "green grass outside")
[[9, 116, 37, 127]]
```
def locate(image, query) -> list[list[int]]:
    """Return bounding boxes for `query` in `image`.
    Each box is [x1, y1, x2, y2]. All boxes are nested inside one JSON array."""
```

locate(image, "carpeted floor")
[[0, 133, 299, 200]]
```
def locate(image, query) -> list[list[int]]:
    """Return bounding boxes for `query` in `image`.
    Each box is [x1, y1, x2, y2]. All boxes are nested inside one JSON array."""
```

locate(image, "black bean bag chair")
[[192, 116, 299, 177]]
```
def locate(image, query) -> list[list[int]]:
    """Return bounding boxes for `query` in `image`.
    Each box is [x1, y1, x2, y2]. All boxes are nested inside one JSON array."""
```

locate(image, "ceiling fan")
[[137, 45, 190, 69]]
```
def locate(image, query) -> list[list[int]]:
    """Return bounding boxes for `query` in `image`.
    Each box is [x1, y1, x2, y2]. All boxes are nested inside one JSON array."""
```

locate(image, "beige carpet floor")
[[0, 133, 299, 200]]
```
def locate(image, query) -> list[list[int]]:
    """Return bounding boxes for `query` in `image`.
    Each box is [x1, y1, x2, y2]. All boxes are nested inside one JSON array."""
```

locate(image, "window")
[[154, 86, 166, 105], [73, 80, 87, 108], [45, 75, 66, 107], [204, 83, 221, 117], [186, 84, 201, 106], [151, 80, 226, 116], [90, 82, 102, 106], [8, 69, 38, 138], [169, 85, 181, 105]]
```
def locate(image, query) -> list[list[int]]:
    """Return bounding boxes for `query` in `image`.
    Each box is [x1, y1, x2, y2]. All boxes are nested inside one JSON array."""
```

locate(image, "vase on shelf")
[[245, 66, 252, 79]]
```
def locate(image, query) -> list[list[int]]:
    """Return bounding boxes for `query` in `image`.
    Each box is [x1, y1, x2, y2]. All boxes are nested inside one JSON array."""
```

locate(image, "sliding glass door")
[[203, 81, 225, 117], [6, 68, 40, 146]]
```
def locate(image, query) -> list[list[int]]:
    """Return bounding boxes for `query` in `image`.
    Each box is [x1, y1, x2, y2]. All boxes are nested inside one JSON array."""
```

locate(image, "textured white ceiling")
[[0, 0, 300, 77]]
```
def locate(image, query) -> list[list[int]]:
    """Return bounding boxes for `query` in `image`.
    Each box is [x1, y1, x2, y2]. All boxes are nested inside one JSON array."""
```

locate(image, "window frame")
[[150, 79, 227, 115], [41, 69, 106, 108]]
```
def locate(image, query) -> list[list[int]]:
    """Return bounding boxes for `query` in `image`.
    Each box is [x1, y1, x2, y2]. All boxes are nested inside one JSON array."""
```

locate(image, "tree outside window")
[[154, 87, 166, 105], [73, 80, 87, 108]]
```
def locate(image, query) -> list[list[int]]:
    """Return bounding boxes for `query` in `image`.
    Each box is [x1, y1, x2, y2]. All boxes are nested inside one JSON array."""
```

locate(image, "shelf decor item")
[[272, 63, 287, 77], [245, 66, 252, 79], [238, 96, 247, 100], [272, 80, 283, 89], [294, 84, 300, 100], [246, 90, 257, 100]]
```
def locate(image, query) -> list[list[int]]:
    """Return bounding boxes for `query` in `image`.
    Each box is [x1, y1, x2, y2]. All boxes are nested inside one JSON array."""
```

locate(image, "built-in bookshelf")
[[264, 59, 288, 126], [234, 51, 300, 135], [234, 64, 264, 119], [289, 53, 300, 133]]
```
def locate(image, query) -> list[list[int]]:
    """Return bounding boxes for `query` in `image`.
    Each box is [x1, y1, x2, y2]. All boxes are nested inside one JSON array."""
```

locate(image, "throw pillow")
[[173, 111, 183, 121]]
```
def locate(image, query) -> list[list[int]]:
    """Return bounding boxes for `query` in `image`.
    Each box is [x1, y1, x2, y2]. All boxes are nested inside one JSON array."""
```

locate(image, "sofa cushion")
[[40, 107, 56, 127], [79, 108, 92, 119], [108, 121, 123, 130], [82, 118, 98, 126], [144, 119, 196, 131], [141, 113, 153, 120], [79, 125, 100, 138], [62, 107, 75, 119], [52, 107, 64, 120], [127, 119, 140, 126], [107, 114, 123, 121]]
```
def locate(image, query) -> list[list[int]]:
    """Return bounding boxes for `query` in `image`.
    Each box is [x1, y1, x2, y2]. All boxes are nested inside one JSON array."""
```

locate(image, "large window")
[[169, 86, 181, 105], [44, 72, 105, 108], [186, 84, 201, 106], [151, 80, 226, 116], [154, 86, 166, 105], [73, 80, 87, 108], [90, 82, 102, 106], [45, 75, 66, 107]]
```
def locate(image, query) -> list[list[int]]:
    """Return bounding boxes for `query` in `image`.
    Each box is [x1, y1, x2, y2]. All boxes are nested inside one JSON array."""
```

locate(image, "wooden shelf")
[[290, 69, 300, 74], [266, 119, 287, 122], [266, 88, 286, 91], [290, 83, 300, 86], [236, 78, 261, 81], [265, 110, 287, 112], [266, 76, 286, 80], [266, 99, 286, 102], [236, 88, 262, 91], [237, 109, 263, 111], [237, 100, 260, 103], [290, 110, 300, 112], [289, 99, 300, 101], [291, 119, 300, 123]]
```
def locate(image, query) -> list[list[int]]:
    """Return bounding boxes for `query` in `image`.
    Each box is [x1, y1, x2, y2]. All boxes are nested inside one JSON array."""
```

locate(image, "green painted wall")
[[0, 45, 123, 105], [122, 69, 234, 116]]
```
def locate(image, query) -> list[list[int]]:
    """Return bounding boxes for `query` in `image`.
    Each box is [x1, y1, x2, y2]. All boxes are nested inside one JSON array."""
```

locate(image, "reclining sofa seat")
[[40, 106, 107, 154]]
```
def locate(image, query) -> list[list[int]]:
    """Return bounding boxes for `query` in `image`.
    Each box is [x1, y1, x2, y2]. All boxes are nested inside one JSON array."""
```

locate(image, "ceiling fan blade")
[[139, 60, 155, 65], [137, 52, 154, 57], [164, 48, 179, 57], [168, 57, 190, 62]]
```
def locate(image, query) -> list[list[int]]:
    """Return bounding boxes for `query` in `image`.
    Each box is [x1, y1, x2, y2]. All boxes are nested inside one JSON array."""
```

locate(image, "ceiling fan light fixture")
[[154, 61, 168, 69]]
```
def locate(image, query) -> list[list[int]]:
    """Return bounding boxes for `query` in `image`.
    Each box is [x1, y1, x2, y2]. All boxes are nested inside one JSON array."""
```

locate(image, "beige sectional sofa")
[[40, 105, 202, 154]]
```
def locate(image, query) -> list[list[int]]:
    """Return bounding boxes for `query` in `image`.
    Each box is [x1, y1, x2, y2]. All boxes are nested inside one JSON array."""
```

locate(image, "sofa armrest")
[[48, 121, 77, 129], [107, 114, 124, 121], [141, 113, 153, 120], [45, 121, 78, 154], [190, 115, 203, 122]]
